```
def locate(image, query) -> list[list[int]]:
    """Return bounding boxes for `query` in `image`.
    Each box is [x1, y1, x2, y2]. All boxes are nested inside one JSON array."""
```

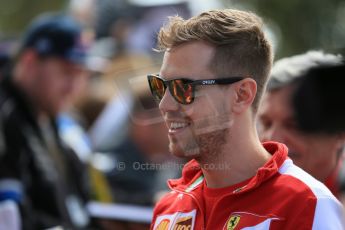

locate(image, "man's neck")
[[200, 129, 271, 189]]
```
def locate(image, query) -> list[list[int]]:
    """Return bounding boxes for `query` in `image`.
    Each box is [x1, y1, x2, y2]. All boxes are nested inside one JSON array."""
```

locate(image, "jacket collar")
[[168, 141, 288, 195]]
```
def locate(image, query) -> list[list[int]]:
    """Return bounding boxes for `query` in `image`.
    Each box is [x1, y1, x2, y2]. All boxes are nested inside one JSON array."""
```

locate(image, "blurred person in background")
[[90, 86, 176, 230], [258, 51, 345, 198], [86, 69, 185, 229], [0, 54, 9, 80], [0, 41, 13, 80], [0, 13, 92, 229], [74, 0, 191, 131], [291, 63, 345, 134], [104, 89, 172, 205], [148, 9, 344, 229]]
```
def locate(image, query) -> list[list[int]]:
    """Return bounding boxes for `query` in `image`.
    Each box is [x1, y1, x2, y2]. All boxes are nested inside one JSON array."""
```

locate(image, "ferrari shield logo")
[[225, 215, 241, 230]]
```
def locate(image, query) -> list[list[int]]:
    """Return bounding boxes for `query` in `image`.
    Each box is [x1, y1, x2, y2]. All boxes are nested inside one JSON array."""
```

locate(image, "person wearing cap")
[[0, 13, 91, 229], [258, 51, 345, 198], [147, 9, 344, 229]]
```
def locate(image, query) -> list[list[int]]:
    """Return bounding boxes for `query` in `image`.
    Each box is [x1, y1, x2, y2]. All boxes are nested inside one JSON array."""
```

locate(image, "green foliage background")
[[0, 0, 67, 37], [225, 0, 345, 58], [1, 0, 344, 58]]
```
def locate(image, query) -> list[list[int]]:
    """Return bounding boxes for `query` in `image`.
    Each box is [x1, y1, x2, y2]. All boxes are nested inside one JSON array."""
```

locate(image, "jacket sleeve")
[[311, 196, 345, 230], [278, 195, 345, 230], [0, 116, 26, 203]]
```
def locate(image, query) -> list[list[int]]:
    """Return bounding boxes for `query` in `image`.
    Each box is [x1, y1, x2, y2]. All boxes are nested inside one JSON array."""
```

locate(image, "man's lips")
[[168, 121, 191, 133], [164, 118, 191, 134]]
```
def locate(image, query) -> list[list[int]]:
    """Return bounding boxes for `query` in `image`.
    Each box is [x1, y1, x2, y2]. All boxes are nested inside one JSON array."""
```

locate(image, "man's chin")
[[169, 143, 200, 159]]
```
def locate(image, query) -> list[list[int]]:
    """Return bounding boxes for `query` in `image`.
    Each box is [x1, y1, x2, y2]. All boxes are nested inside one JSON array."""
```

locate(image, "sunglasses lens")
[[171, 79, 194, 104], [149, 76, 166, 101]]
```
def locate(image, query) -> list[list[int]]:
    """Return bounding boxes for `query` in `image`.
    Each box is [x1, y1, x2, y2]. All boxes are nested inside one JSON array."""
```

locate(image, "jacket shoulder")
[[278, 159, 335, 199]]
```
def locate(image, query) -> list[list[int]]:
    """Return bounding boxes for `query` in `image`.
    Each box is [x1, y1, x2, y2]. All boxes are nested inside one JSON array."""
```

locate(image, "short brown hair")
[[157, 9, 273, 112]]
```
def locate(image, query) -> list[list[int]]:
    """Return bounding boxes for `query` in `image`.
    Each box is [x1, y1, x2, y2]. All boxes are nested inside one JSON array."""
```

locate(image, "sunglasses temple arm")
[[191, 77, 244, 86]]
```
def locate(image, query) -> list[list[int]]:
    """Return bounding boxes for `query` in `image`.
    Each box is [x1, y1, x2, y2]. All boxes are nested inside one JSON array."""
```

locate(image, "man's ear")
[[231, 78, 257, 114]]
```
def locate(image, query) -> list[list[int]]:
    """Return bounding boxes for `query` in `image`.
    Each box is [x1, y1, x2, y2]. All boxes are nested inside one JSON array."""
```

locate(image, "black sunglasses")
[[147, 74, 245, 105]]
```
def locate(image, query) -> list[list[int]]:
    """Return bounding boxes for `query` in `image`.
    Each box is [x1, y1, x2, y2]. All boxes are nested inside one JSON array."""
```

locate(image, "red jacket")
[[151, 142, 344, 230]]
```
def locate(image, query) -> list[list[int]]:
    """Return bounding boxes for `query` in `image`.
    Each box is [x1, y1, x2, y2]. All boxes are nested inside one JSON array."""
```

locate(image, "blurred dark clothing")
[[0, 77, 90, 229], [0, 46, 11, 80]]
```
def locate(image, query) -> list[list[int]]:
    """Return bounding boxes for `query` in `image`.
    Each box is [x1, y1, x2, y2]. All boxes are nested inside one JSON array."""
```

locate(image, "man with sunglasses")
[[148, 9, 344, 229]]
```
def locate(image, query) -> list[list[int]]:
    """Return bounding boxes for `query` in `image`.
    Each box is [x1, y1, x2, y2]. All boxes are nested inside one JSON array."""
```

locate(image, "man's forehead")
[[160, 42, 215, 79]]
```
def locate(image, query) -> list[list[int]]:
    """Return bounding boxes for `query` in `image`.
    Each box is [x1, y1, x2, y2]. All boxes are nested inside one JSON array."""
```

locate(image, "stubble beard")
[[169, 115, 231, 163], [193, 128, 228, 165]]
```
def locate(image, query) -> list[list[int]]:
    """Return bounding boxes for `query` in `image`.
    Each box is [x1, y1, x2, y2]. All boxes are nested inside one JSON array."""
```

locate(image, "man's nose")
[[159, 88, 179, 113]]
